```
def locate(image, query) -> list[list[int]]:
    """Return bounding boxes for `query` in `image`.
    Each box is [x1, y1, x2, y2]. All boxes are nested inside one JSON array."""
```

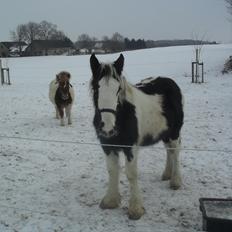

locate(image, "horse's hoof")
[[99, 195, 121, 209], [170, 178, 181, 190], [170, 184, 181, 190], [128, 206, 145, 220], [161, 173, 171, 181]]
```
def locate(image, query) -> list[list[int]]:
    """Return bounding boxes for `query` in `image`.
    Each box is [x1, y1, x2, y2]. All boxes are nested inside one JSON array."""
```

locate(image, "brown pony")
[[49, 71, 74, 126]]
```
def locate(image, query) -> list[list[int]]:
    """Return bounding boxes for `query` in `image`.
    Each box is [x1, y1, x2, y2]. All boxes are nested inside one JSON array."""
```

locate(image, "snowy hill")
[[0, 44, 232, 232]]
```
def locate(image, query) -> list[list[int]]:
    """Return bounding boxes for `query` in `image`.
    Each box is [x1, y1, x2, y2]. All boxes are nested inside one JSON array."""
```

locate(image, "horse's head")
[[56, 71, 71, 100], [90, 53, 125, 138]]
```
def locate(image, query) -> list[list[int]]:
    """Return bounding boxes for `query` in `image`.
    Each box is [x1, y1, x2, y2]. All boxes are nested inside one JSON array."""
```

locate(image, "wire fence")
[[0, 134, 231, 153]]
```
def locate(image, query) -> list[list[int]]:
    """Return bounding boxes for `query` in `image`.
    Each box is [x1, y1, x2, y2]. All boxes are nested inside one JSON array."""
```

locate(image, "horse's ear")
[[114, 54, 124, 76], [90, 53, 100, 77], [56, 74, 60, 81]]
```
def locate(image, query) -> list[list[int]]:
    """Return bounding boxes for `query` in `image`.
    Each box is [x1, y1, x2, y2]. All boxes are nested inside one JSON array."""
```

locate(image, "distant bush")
[[222, 56, 232, 74]]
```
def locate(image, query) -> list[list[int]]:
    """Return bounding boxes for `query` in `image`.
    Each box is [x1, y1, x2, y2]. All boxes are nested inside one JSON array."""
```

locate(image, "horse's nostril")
[[109, 128, 118, 136], [99, 121, 105, 129]]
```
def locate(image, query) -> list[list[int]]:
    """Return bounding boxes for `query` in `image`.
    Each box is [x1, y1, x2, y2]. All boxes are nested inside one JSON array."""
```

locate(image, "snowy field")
[[0, 44, 232, 232]]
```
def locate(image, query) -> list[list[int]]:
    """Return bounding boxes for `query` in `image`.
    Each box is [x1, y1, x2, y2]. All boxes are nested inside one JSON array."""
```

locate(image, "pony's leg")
[[66, 105, 72, 125], [58, 107, 65, 126], [100, 151, 121, 209], [162, 138, 181, 190], [124, 147, 145, 220], [55, 105, 59, 119]]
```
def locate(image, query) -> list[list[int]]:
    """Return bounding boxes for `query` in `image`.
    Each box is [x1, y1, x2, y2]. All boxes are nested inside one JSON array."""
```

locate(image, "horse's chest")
[[55, 92, 72, 106]]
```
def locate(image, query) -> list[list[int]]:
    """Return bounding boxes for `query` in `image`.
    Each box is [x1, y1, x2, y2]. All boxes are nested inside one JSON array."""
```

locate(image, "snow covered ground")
[[0, 44, 232, 232]]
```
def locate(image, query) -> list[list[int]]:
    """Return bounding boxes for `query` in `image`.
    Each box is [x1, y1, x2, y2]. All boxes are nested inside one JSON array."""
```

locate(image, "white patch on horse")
[[124, 83, 168, 145], [98, 77, 120, 135]]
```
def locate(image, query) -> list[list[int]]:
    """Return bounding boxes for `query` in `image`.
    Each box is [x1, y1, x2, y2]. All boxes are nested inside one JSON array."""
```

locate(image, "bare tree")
[[50, 30, 66, 40], [75, 34, 95, 51], [225, 0, 232, 18], [38, 20, 57, 40], [10, 24, 25, 42], [102, 35, 109, 41], [10, 24, 27, 55], [111, 32, 124, 42], [110, 32, 125, 52], [25, 22, 40, 43]]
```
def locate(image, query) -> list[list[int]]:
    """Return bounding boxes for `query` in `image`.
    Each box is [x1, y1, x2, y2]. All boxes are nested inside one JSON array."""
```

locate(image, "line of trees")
[[75, 32, 147, 52], [10, 21, 218, 56], [10, 21, 148, 54], [75, 32, 126, 52], [11, 21, 70, 45]]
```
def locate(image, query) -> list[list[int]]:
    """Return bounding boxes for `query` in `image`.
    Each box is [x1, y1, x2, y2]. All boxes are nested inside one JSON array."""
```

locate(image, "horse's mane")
[[90, 62, 129, 106]]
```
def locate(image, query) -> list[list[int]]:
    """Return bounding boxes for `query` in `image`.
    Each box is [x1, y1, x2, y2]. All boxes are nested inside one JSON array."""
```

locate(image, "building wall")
[[0, 43, 9, 57], [25, 45, 74, 56]]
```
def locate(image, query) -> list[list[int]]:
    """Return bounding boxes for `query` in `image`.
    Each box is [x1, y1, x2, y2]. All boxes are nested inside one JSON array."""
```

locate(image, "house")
[[79, 48, 89, 54], [24, 40, 75, 56], [91, 41, 106, 54], [0, 41, 27, 57], [0, 42, 9, 57]]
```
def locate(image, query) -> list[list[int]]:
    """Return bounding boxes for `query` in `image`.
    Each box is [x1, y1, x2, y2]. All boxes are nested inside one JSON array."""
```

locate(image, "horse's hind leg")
[[100, 151, 121, 209], [162, 138, 182, 190], [124, 147, 145, 220]]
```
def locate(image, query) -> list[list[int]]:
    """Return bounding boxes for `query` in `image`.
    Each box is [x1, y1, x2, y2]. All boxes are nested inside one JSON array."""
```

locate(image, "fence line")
[[0, 135, 231, 154]]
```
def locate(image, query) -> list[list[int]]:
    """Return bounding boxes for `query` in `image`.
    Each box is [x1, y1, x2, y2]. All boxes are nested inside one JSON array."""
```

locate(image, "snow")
[[0, 44, 232, 232]]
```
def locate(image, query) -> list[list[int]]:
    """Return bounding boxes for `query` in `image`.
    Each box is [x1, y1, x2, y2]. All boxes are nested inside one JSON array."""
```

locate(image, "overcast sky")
[[0, 0, 231, 43]]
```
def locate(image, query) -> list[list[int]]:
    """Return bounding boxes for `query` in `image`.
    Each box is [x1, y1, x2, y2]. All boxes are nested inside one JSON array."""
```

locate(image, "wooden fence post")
[[0, 59, 4, 85]]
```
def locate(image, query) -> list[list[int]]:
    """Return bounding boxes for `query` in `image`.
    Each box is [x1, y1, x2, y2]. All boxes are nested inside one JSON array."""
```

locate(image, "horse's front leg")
[[65, 104, 72, 125], [57, 106, 65, 126], [124, 147, 145, 220], [55, 105, 59, 119], [100, 151, 121, 209]]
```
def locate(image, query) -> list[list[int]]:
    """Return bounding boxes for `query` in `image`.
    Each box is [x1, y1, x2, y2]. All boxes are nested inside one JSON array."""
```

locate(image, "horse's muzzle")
[[98, 127, 118, 138]]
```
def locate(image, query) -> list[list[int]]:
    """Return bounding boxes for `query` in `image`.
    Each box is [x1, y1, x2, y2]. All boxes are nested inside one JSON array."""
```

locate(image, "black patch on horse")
[[94, 100, 138, 161], [55, 83, 72, 118], [136, 77, 184, 142]]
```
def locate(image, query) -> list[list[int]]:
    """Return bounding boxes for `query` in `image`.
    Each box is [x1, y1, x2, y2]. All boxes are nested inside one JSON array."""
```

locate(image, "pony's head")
[[56, 71, 71, 100], [90, 53, 125, 138]]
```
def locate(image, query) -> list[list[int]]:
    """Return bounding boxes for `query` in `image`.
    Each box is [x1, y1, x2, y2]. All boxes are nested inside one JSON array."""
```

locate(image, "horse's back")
[[136, 76, 184, 141], [135, 76, 181, 95]]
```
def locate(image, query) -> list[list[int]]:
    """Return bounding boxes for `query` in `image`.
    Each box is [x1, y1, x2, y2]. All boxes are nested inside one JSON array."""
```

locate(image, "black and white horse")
[[49, 71, 74, 126], [90, 54, 184, 220]]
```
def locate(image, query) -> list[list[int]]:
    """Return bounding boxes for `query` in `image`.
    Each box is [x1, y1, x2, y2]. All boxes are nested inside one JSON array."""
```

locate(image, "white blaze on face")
[[98, 77, 120, 133]]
